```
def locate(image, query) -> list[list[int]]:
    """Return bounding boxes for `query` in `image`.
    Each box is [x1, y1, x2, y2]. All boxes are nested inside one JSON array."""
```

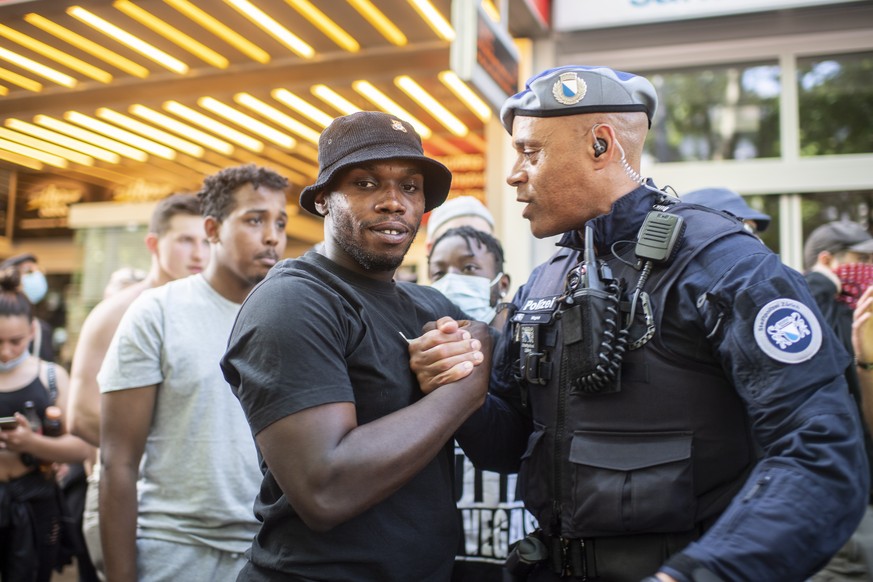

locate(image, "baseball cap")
[[426, 196, 494, 242], [299, 111, 452, 217], [500, 65, 658, 133], [803, 220, 873, 269], [682, 188, 771, 232], [0, 253, 37, 270]]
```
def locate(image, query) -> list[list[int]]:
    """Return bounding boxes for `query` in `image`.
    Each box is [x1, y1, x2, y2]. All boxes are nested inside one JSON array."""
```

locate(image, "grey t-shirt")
[[99, 274, 260, 552]]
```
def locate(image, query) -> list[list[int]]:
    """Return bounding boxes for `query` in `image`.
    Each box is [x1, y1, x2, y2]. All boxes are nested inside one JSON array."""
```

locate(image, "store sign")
[[451, 3, 520, 113], [554, 0, 865, 30]]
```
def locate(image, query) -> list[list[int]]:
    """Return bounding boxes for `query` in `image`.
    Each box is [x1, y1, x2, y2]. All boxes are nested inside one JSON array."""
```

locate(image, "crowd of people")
[[1, 64, 872, 582]]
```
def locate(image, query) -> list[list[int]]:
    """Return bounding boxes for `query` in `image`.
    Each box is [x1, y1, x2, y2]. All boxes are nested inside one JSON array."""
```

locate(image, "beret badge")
[[552, 71, 587, 106]]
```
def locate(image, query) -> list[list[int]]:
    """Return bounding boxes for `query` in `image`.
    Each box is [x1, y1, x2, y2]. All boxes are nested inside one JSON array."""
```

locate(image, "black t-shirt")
[[222, 252, 467, 581]]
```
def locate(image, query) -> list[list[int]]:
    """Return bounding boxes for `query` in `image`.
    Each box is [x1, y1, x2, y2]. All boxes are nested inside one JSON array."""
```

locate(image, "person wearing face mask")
[[803, 220, 873, 581], [0, 253, 54, 363], [429, 226, 511, 329], [428, 226, 534, 581]]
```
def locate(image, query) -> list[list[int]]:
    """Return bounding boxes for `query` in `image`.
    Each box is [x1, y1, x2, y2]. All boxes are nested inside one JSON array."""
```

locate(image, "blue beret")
[[500, 65, 658, 133], [682, 188, 771, 232]]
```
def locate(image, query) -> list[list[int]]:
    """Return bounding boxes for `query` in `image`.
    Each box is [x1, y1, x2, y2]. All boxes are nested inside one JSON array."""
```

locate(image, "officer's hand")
[[409, 317, 487, 394]]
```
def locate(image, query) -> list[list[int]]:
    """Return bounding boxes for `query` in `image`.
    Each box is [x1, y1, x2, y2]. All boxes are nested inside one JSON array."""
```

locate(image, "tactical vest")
[[510, 205, 756, 539]]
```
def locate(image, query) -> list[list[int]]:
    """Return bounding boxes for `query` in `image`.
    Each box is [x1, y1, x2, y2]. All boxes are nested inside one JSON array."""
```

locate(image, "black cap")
[[299, 111, 452, 217], [682, 188, 771, 232], [803, 221, 873, 269], [0, 253, 37, 270]]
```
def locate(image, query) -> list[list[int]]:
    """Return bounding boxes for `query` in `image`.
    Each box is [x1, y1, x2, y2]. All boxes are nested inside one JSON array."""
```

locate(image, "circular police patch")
[[753, 298, 821, 363]]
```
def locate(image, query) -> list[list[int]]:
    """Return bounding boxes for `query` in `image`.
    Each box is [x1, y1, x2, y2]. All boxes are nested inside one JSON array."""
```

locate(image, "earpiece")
[[593, 138, 607, 157]]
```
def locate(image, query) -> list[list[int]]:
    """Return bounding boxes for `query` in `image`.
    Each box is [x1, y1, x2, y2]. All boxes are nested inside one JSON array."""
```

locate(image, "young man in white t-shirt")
[[98, 165, 288, 582]]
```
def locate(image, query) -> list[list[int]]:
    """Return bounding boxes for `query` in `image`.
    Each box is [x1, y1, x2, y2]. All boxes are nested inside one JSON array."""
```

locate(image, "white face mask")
[[430, 272, 503, 323], [22, 271, 48, 304], [0, 349, 30, 373]]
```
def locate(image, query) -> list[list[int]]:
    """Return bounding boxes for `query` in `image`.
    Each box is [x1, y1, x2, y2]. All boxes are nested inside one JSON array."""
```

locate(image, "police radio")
[[561, 226, 628, 394]]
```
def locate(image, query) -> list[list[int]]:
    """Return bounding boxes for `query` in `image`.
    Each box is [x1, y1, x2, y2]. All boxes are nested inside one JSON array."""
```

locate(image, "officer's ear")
[[314, 191, 328, 217]]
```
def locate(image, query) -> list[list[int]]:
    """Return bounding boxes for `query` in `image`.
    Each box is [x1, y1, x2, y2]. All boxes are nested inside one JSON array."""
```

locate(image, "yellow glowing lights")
[[0, 138, 67, 168], [65, 111, 177, 159], [0, 23, 113, 83], [164, 0, 270, 64], [0, 127, 94, 166], [285, 0, 359, 52], [235, 93, 321, 143], [408, 0, 454, 41], [68, 6, 189, 74], [5, 118, 121, 163], [113, 0, 229, 69], [395, 75, 468, 137], [129, 104, 236, 156], [35, 115, 149, 161], [96, 108, 205, 157], [352, 80, 432, 138], [163, 101, 264, 153], [310, 84, 361, 116], [224, 0, 314, 58], [0, 66, 42, 92], [271, 89, 334, 128], [0, 46, 77, 88], [438, 70, 492, 123], [24, 13, 150, 78], [198, 97, 297, 150], [345, 0, 406, 46]]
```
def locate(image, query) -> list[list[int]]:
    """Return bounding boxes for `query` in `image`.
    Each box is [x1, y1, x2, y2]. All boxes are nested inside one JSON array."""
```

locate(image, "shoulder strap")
[[47, 362, 57, 404]]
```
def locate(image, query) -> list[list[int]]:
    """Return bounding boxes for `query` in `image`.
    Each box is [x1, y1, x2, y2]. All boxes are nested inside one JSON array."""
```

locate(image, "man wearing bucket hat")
[[681, 187, 771, 236], [221, 111, 492, 580], [409, 66, 868, 581]]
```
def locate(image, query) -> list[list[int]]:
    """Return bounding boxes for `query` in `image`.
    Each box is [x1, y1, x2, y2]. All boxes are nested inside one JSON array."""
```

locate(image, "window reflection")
[[643, 63, 781, 162], [798, 51, 873, 156]]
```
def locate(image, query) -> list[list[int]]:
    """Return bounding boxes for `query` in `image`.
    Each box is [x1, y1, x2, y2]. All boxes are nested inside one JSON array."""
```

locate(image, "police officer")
[[409, 65, 869, 581]]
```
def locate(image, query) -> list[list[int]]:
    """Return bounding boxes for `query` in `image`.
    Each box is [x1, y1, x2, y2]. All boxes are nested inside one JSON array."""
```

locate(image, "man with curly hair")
[[98, 165, 288, 582]]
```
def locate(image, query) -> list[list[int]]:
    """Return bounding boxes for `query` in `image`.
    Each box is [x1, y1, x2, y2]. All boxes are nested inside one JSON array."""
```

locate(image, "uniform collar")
[[558, 183, 661, 253]]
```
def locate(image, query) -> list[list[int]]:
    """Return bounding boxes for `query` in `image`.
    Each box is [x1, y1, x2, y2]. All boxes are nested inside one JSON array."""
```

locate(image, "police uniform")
[[455, 66, 869, 582]]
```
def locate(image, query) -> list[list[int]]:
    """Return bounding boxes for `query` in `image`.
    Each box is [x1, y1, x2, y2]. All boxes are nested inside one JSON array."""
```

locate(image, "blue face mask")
[[0, 349, 30, 373], [22, 271, 48, 304], [430, 272, 503, 324]]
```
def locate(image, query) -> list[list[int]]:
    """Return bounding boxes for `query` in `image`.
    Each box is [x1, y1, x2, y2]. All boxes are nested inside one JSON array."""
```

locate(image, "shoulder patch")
[[753, 298, 822, 364]]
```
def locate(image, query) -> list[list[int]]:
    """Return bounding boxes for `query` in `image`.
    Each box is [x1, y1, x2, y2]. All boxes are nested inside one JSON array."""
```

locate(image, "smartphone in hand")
[[0, 416, 18, 430]]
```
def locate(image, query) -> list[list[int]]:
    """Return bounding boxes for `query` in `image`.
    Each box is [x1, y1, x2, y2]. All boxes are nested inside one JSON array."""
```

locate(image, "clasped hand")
[[408, 316, 491, 395]]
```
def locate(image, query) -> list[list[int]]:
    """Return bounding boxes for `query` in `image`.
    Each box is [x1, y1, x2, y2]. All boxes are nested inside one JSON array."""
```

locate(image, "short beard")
[[329, 205, 417, 273]]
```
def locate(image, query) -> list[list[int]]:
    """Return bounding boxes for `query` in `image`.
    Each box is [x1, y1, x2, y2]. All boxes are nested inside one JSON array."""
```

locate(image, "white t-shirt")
[[98, 274, 260, 552]]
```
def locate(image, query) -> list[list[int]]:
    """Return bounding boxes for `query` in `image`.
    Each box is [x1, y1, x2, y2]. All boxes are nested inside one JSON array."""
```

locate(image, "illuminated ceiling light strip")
[[0, 66, 42, 91], [129, 104, 235, 156], [310, 84, 360, 115], [5, 118, 121, 163], [438, 70, 491, 123], [113, 0, 229, 69], [235, 93, 321, 143], [0, 85, 7, 96], [163, 0, 270, 64], [344, 0, 406, 46], [271, 89, 333, 128], [0, 148, 43, 170], [352, 80, 432, 138], [0, 23, 113, 83], [261, 148, 318, 178], [34, 115, 149, 161], [407, 0, 455, 41], [64, 111, 176, 159], [0, 46, 77, 87], [96, 108, 205, 157], [284, 0, 359, 53], [24, 13, 150, 78], [68, 6, 189, 74], [199, 97, 297, 149], [426, 134, 465, 156], [294, 143, 319, 162], [224, 0, 314, 58], [395, 75, 468, 137], [481, 0, 500, 23], [0, 138, 67, 167], [164, 100, 264, 153], [0, 127, 94, 165]]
